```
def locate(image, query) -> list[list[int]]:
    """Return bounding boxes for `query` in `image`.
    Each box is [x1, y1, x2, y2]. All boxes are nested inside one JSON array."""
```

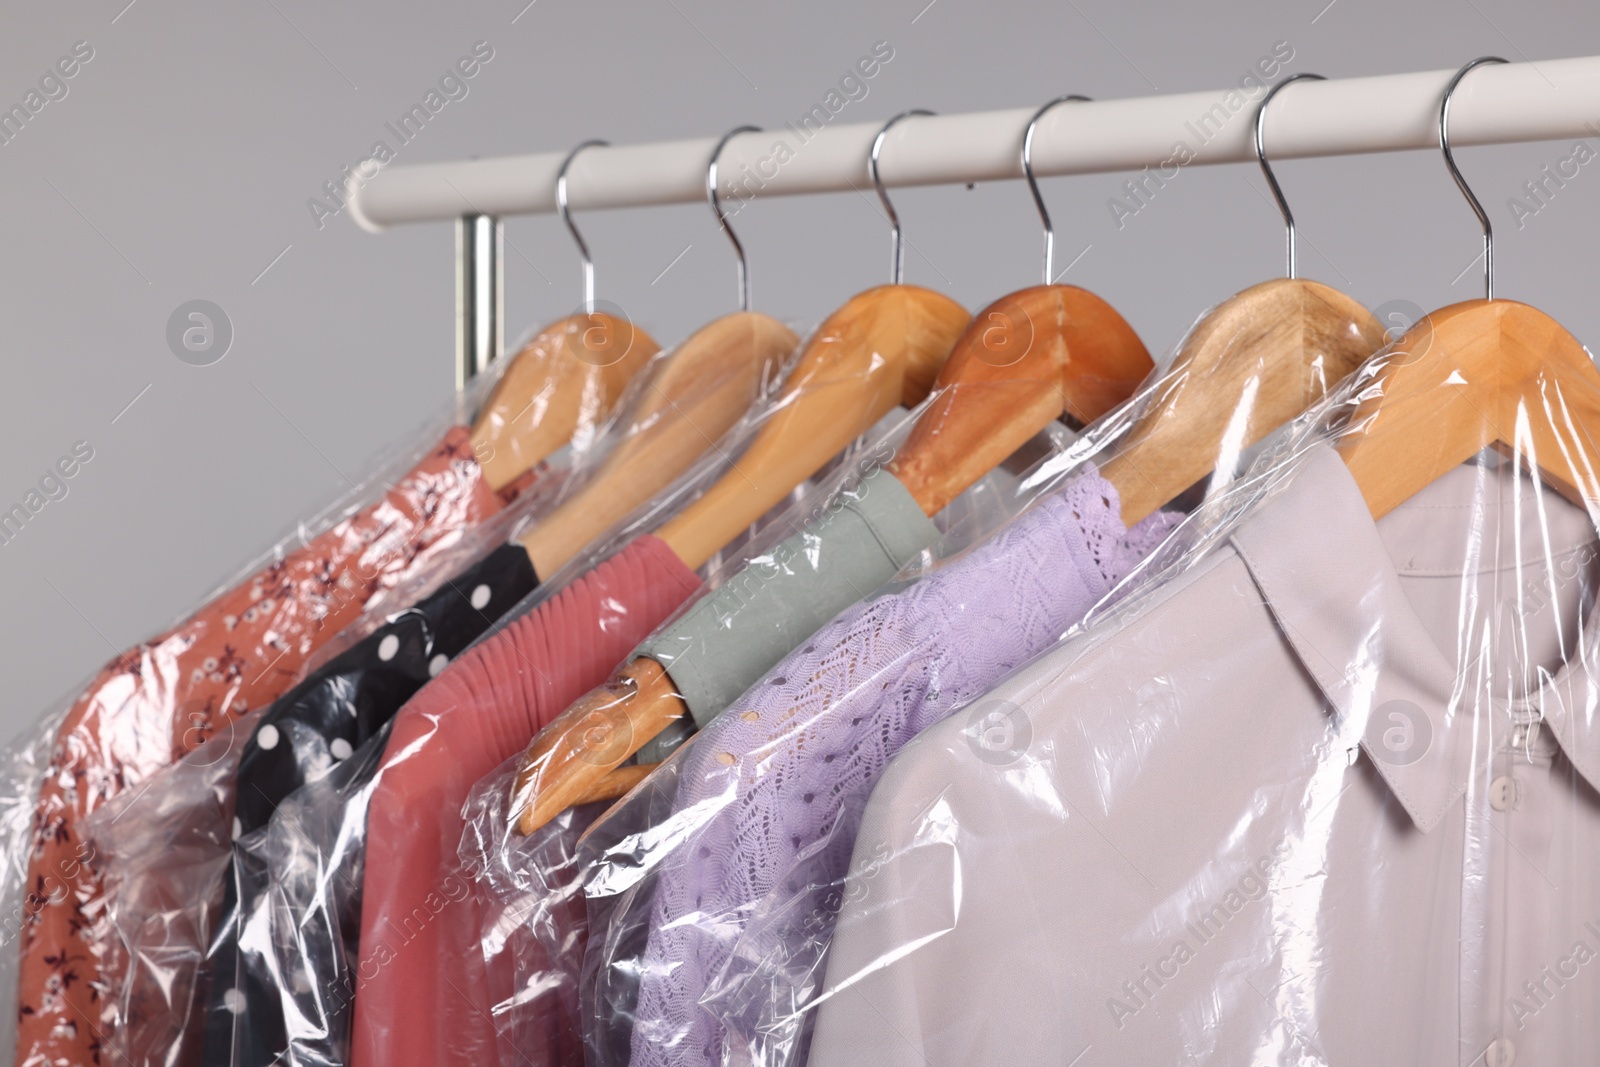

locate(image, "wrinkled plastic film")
[[256, 717, 389, 1067], [77, 326, 792, 1067], [491, 343, 878, 630], [87, 707, 259, 1067], [0, 351, 537, 1067], [83, 522, 532, 1067], [707, 325, 1600, 1066], [243, 325, 940, 1067], [568, 298, 1399, 1067], [457, 396, 1061, 1059], [304, 329, 783, 669], [461, 768, 607, 1067]]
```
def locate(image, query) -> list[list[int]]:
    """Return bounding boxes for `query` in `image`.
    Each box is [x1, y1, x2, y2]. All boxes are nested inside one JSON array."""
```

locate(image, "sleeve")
[[633, 468, 938, 749]]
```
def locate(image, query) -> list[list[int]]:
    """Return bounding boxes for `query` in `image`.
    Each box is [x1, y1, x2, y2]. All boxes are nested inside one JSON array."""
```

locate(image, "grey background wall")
[[0, 0, 1596, 745]]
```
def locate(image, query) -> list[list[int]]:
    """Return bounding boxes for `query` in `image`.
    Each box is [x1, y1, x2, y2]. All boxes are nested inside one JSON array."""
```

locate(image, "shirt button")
[[1486, 1036, 1516, 1066], [1490, 776, 1519, 812]]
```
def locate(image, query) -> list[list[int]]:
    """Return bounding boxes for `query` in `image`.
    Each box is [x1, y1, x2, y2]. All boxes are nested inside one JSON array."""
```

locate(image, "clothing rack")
[[345, 56, 1600, 386]]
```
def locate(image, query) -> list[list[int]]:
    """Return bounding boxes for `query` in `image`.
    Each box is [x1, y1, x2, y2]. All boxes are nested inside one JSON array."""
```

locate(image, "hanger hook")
[[1022, 94, 1091, 286], [1254, 73, 1325, 280], [708, 125, 761, 312], [557, 139, 608, 313], [870, 109, 934, 285], [1440, 56, 1507, 301]]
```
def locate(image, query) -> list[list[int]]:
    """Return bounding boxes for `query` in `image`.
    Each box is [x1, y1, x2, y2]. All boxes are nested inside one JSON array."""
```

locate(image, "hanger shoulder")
[[636, 311, 797, 426], [653, 285, 969, 571], [509, 287, 967, 835], [469, 312, 659, 491], [887, 284, 1152, 518], [1101, 277, 1387, 525], [513, 656, 683, 835], [514, 283, 1146, 837], [518, 312, 797, 576], [1340, 299, 1600, 518], [572, 762, 656, 808]]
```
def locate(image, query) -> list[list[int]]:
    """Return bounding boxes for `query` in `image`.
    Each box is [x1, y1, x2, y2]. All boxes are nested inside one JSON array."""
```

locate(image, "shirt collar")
[[1228, 443, 1600, 832]]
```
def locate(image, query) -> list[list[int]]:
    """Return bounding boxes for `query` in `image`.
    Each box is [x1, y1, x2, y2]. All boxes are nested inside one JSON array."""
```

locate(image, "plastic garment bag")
[[573, 445, 1182, 1066], [78, 309, 780, 1067], [87, 537, 538, 1067], [0, 355, 540, 1067], [73, 307, 780, 1062], [458, 410, 1094, 1064], [559, 304, 1425, 1067], [234, 349, 937, 1067], [629, 473, 1178, 1067], [459, 789, 606, 1067], [800, 333, 1600, 1067]]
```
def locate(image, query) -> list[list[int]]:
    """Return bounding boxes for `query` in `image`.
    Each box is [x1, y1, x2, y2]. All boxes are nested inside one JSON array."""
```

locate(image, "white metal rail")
[[350, 57, 1600, 230], [344, 56, 1600, 380]]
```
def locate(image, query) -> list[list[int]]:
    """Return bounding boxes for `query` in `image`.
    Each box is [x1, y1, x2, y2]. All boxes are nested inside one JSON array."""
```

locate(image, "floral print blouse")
[[16, 426, 514, 1067]]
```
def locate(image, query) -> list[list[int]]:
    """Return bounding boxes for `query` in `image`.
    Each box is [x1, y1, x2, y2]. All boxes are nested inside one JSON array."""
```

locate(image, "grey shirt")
[[811, 445, 1600, 1067]]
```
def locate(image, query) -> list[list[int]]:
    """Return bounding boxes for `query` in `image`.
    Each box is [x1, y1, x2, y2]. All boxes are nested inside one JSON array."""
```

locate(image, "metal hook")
[[870, 109, 934, 285], [1022, 94, 1091, 286], [708, 125, 761, 312], [1440, 57, 1508, 301], [1254, 73, 1326, 280], [557, 139, 608, 313]]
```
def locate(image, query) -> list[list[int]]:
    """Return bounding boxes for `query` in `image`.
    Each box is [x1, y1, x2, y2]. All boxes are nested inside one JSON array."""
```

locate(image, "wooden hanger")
[[470, 141, 664, 491], [517, 311, 796, 575], [469, 312, 657, 490], [509, 282, 967, 831], [1341, 60, 1600, 517], [1099, 276, 1385, 523], [886, 282, 1151, 515], [1341, 299, 1600, 516], [1099, 74, 1387, 525], [653, 283, 966, 568], [510, 101, 1162, 833], [518, 128, 801, 575]]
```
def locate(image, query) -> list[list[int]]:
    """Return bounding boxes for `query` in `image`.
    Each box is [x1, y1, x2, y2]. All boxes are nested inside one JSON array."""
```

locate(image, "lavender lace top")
[[625, 468, 1181, 1067]]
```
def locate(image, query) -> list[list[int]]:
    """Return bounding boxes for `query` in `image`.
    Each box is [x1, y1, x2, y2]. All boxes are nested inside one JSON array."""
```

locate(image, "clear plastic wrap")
[[460, 789, 608, 1066], [0, 347, 541, 1067], [77, 325, 794, 1067], [456, 408, 1076, 1065], [561, 297, 1412, 1067], [586, 306, 1600, 1067], [225, 325, 946, 1067], [84, 529, 535, 1067], [574, 449, 1178, 1067]]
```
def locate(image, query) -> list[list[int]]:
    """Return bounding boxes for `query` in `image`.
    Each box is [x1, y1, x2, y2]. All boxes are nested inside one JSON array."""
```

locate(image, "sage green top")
[[634, 468, 937, 756]]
